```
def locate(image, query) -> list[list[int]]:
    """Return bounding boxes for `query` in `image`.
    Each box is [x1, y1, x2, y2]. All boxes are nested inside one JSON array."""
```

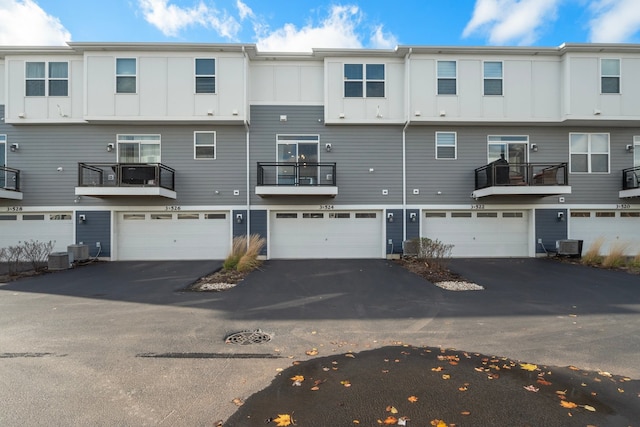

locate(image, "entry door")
[[488, 136, 528, 178], [0, 137, 5, 188], [277, 135, 319, 185], [634, 136, 640, 167]]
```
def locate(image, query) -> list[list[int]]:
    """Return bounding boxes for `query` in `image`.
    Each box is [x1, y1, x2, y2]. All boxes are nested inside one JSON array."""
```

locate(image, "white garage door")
[[0, 212, 73, 252], [270, 211, 384, 259], [117, 212, 231, 260], [422, 211, 529, 257], [570, 210, 640, 255]]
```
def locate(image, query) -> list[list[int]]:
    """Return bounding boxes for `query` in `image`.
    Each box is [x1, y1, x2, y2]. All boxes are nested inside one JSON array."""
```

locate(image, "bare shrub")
[[602, 241, 630, 268], [22, 240, 55, 271], [413, 237, 454, 271], [3, 244, 25, 275], [581, 237, 604, 266]]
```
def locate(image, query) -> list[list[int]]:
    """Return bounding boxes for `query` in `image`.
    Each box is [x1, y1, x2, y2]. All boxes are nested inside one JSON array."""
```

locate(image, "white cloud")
[[255, 5, 397, 52], [0, 0, 70, 45], [463, 0, 560, 45], [588, 0, 640, 42], [236, 0, 253, 21], [138, 0, 240, 39]]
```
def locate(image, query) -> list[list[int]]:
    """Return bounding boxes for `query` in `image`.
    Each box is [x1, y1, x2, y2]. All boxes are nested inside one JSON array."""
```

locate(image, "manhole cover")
[[225, 330, 272, 345]]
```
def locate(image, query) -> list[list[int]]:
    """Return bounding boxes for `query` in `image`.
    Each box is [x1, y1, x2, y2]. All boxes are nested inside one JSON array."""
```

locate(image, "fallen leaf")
[[442, 374, 451, 380], [583, 405, 596, 412], [556, 390, 567, 396], [398, 416, 410, 426], [618, 388, 625, 393], [341, 380, 351, 387], [520, 363, 538, 371], [459, 386, 468, 391], [290, 375, 304, 383], [568, 365, 580, 371], [345, 353, 355, 358], [408, 395, 418, 403], [381, 369, 390, 374], [430, 419, 448, 427], [353, 421, 360, 424], [305, 348, 319, 356], [310, 386, 319, 391], [598, 371, 612, 377], [523, 385, 539, 392], [432, 367, 444, 372], [386, 406, 398, 414], [231, 397, 244, 406], [273, 413, 294, 426], [383, 416, 397, 425], [461, 411, 471, 416], [560, 401, 578, 409], [537, 379, 552, 386]]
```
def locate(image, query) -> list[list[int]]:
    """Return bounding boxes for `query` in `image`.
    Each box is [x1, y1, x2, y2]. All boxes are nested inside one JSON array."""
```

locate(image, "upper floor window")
[[437, 61, 456, 95], [194, 131, 216, 159], [195, 58, 216, 94], [435, 132, 456, 159], [25, 62, 68, 96], [570, 133, 609, 173], [116, 58, 136, 94], [483, 61, 503, 96], [344, 64, 385, 98], [601, 59, 620, 94], [117, 134, 160, 163]]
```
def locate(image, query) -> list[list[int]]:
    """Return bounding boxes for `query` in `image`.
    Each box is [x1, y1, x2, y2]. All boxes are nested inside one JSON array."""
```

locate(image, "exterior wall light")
[[107, 143, 115, 152], [325, 143, 332, 152], [236, 213, 244, 224], [10, 143, 19, 152], [409, 212, 417, 223], [626, 144, 634, 152], [530, 144, 538, 152], [387, 212, 394, 223]]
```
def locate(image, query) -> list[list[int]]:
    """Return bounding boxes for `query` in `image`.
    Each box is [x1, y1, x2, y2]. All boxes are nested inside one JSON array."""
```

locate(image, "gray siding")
[[249, 210, 267, 255], [386, 208, 403, 254], [535, 209, 568, 253], [0, 123, 246, 207], [249, 105, 403, 205], [406, 126, 638, 205], [76, 210, 111, 257]]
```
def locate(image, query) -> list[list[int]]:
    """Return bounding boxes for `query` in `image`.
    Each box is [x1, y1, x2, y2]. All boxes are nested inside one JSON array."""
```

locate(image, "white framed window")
[[344, 64, 385, 98], [601, 59, 620, 94], [0, 135, 5, 166], [634, 136, 640, 167], [117, 134, 160, 163], [25, 62, 68, 96], [569, 133, 609, 173], [195, 58, 215, 94], [483, 61, 503, 96], [435, 132, 456, 159], [116, 58, 136, 94], [194, 131, 216, 159], [487, 135, 528, 164], [276, 135, 319, 185], [437, 60, 456, 95]]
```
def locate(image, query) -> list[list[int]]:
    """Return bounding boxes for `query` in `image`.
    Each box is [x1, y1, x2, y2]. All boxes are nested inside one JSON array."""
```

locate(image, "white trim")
[[600, 58, 621, 95], [436, 60, 457, 96], [435, 131, 457, 159], [256, 186, 338, 197], [569, 132, 610, 174], [115, 57, 137, 94], [194, 57, 216, 94], [75, 186, 177, 199], [472, 185, 571, 199], [193, 131, 216, 160], [482, 60, 504, 96]]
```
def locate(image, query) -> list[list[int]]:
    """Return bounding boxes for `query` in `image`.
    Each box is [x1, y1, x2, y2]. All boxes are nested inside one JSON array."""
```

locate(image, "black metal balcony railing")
[[77, 163, 175, 191], [622, 166, 640, 190], [257, 162, 337, 186], [475, 162, 568, 190], [0, 166, 21, 192]]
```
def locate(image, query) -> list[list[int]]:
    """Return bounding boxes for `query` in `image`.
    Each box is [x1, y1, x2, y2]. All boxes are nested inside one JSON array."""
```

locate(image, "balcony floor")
[[256, 186, 338, 197], [0, 189, 23, 200], [619, 188, 640, 199], [472, 185, 572, 199], [75, 187, 177, 199]]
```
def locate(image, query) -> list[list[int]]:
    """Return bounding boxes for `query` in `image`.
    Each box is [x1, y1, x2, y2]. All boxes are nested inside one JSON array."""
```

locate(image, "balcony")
[[619, 166, 640, 198], [75, 163, 177, 199], [0, 166, 23, 200], [472, 162, 571, 199], [256, 162, 338, 197]]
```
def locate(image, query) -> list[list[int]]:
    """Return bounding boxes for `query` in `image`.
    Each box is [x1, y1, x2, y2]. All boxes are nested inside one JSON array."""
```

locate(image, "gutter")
[[242, 46, 251, 239], [402, 48, 412, 245]]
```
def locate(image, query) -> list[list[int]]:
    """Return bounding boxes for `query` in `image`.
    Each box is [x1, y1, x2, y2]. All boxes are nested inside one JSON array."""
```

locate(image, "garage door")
[[0, 212, 73, 252], [570, 210, 640, 255], [270, 211, 384, 259], [117, 212, 231, 260], [422, 211, 529, 257]]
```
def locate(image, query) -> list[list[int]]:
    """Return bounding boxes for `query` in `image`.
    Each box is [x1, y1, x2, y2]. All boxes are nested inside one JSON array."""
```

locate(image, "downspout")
[[242, 46, 251, 239], [402, 48, 413, 245]]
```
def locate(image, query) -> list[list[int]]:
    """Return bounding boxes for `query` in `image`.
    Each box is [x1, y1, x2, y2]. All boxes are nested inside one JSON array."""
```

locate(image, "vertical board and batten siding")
[[566, 55, 640, 118], [249, 62, 324, 105], [324, 59, 405, 123], [0, 123, 246, 206], [385, 209, 404, 254], [535, 209, 568, 253], [233, 209, 247, 237], [85, 54, 246, 120], [249, 105, 404, 206], [409, 56, 561, 121], [249, 210, 267, 255], [76, 211, 111, 257]]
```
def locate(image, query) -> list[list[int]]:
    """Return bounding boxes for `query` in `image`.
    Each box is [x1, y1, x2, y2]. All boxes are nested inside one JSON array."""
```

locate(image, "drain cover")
[[225, 330, 272, 345]]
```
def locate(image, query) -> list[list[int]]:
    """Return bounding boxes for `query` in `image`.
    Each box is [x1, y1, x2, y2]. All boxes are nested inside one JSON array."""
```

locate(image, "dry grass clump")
[[602, 242, 630, 268], [581, 237, 604, 266], [223, 234, 266, 273]]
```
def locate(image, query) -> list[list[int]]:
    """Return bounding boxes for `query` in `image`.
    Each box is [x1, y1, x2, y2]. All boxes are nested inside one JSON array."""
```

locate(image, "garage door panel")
[[422, 211, 528, 257], [117, 212, 230, 261], [570, 211, 640, 255], [0, 213, 73, 252], [270, 211, 383, 259]]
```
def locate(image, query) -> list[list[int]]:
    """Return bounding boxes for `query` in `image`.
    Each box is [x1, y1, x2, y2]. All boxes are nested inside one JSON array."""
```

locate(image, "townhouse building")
[[0, 42, 638, 260]]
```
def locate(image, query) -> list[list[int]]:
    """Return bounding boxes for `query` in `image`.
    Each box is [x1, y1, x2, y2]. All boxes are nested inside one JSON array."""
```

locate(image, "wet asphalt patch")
[[224, 345, 639, 427], [0, 352, 64, 358]]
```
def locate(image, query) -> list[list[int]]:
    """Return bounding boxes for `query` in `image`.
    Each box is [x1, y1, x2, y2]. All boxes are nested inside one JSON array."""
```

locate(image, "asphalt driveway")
[[0, 258, 638, 425]]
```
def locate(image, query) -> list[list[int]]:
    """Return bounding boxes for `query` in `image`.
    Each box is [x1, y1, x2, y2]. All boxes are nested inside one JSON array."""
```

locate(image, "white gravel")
[[434, 281, 484, 291], [192, 282, 237, 291]]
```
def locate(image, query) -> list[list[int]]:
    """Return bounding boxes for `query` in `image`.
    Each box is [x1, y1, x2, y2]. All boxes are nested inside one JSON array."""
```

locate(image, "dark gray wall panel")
[[233, 209, 247, 237], [249, 210, 267, 255], [406, 209, 420, 241], [386, 208, 403, 254], [535, 209, 567, 253], [76, 210, 111, 257]]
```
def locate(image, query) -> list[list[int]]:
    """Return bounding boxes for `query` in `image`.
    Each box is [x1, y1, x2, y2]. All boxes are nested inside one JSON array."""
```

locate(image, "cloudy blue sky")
[[1, 0, 639, 51]]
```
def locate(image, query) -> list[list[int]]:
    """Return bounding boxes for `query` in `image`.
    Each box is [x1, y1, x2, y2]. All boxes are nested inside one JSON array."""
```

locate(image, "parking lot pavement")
[[0, 258, 638, 425]]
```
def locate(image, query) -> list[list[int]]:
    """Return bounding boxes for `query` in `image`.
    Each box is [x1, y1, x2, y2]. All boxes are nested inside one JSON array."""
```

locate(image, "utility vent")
[[68, 244, 89, 262], [556, 239, 583, 257], [403, 240, 419, 256], [48, 252, 69, 270]]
